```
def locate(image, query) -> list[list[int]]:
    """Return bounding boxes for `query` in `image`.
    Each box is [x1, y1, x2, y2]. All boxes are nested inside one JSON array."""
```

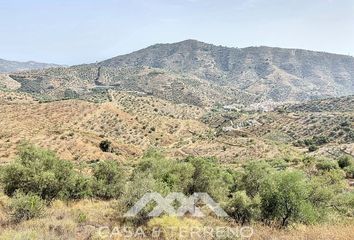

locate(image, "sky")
[[0, 0, 353, 65]]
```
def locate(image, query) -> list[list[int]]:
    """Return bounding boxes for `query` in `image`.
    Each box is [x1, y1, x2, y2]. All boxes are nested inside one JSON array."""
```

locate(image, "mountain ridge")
[[2, 39, 354, 106], [0, 58, 63, 73], [100, 39, 354, 65]]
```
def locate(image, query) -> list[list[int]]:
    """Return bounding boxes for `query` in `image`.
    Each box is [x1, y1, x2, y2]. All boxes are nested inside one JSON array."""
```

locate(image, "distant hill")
[[280, 95, 354, 112], [0, 58, 62, 73], [2, 40, 354, 106]]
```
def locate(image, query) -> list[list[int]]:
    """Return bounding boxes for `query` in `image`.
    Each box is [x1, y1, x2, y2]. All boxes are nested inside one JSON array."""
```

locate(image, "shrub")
[[338, 156, 353, 169], [135, 150, 195, 193], [332, 192, 354, 217], [241, 161, 273, 198], [308, 182, 334, 211], [185, 156, 231, 201], [1, 144, 75, 201], [116, 172, 170, 223], [316, 160, 339, 171], [302, 156, 317, 166], [312, 169, 346, 193], [92, 160, 125, 199], [226, 191, 260, 224], [308, 169, 346, 219], [9, 192, 45, 223], [268, 158, 289, 170], [303, 136, 329, 147], [303, 139, 314, 146], [313, 136, 329, 145], [260, 171, 318, 227], [65, 173, 93, 200], [344, 165, 354, 178], [308, 145, 318, 152], [99, 140, 112, 152], [64, 89, 79, 99]]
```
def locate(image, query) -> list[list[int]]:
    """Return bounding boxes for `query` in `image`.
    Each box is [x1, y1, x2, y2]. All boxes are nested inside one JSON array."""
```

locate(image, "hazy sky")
[[0, 0, 353, 65]]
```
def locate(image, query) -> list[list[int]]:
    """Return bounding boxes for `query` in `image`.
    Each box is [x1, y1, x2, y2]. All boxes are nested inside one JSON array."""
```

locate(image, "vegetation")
[[9, 191, 45, 223], [0, 144, 352, 233], [338, 155, 354, 169], [92, 160, 125, 199], [226, 190, 260, 225], [260, 171, 317, 227], [99, 139, 112, 152], [0, 144, 129, 202], [1, 144, 76, 201]]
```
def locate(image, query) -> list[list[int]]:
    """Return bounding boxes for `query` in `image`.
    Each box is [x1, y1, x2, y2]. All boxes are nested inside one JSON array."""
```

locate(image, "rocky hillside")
[[0, 91, 288, 164], [1, 90, 353, 164], [2, 40, 354, 106], [100, 40, 354, 101], [280, 95, 354, 112], [0, 58, 62, 73]]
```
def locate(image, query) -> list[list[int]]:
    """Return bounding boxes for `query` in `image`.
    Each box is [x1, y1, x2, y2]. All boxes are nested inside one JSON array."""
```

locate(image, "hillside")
[[2, 40, 354, 106], [0, 80, 353, 240], [280, 95, 354, 112], [1, 90, 353, 165], [0, 58, 62, 73], [0, 90, 305, 164]]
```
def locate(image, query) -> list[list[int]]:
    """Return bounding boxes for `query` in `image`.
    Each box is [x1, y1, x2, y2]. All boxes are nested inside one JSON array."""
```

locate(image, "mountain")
[[99, 40, 354, 101], [2, 40, 354, 106], [0, 58, 62, 73]]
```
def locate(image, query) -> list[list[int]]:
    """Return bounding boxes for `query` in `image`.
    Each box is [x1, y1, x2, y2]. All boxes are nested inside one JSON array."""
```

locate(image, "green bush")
[[316, 160, 339, 171], [344, 165, 354, 178], [185, 156, 231, 201], [308, 169, 348, 220], [135, 150, 195, 193], [312, 169, 346, 193], [121, 153, 233, 220], [99, 140, 112, 152], [313, 136, 329, 145], [241, 161, 273, 198], [308, 145, 318, 152], [92, 160, 125, 199], [226, 191, 260, 224], [268, 158, 289, 170], [66, 173, 93, 200], [134, 152, 232, 201], [64, 89, 79, 99], [9, 192, 45, 223], [302, 156, 317, 167], [338, 156, 353, 169], [332, 192, 354, 217], [117, 171, 170, 224], [260, 171, 318, 227], [303, 136, 329, 147], [1, 144, 75, 201]]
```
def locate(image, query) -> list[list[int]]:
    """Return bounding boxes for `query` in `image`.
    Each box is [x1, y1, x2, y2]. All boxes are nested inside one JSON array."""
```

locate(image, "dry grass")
[[0, 91, 305, 165], [0, 190, 353, 240], [252, 224, 354, 240], [0, 195, 116, 240], [0, 198, 352, 240]]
